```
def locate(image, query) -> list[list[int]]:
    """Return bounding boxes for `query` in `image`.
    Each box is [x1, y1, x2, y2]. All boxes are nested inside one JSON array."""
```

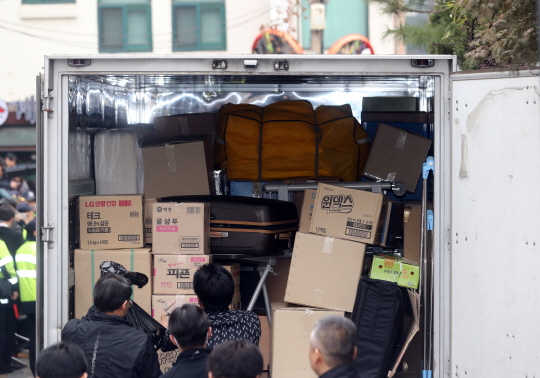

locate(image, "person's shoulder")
[[229, 310, 261, 324], [61, 317, 82, 338]]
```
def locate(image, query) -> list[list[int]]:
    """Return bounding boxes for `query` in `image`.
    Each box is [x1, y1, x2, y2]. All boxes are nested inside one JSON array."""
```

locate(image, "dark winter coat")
[[319, 364, 360, 378], [62, 306, 161, 378], [159, 347, 210, 378]]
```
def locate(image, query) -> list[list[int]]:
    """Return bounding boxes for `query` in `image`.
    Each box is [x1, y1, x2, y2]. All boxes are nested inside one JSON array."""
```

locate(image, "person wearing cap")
[[16, 220, 37, 375], [20, 191, 36, 209], [0, 239, 18, 374]]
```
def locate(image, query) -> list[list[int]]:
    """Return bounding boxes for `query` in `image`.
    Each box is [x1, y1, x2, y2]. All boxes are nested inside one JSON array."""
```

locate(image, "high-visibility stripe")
[[0, 299, 8, 304], [17, 270, 36, 278], [16, 254, 36, 265], [0, 255, 13, 268], [8, 277, 18, 284]]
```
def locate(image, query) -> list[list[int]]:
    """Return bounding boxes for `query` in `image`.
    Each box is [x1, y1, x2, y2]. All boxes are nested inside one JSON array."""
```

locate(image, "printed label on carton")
[[321, 194, 354, 213], [180, 236, 200, 250], [156, 225, 178, 232]]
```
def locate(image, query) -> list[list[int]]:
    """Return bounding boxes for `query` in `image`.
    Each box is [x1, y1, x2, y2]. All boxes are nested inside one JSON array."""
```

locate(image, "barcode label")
[[144, 217, 152, 224], [119, 200, 132, 207], [187, 207, 200, 214], [118, 234, 141, 241], [144, 228, 152, 233], [130, 211, 140, 218], [177, 282, 194, 290], [87, 227, 111, 234], [345, 228, 371, 239], [181, 243, 200, 249]]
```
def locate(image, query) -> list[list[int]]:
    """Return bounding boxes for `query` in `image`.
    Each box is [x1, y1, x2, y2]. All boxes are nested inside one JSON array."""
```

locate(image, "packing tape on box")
[[302, 309, 314, 335], [165, 144, 177, 173], [384, 256, 396, 269], [314, 289, 323, 304], [322, 237, 334, 254], [395, 131, 407, 149], [386, 172, 397, 182], [404, 206, 411, 223]]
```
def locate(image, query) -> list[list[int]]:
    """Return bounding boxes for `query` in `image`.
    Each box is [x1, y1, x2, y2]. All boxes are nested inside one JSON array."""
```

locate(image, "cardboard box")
[[270, 303, 344, 378], [142, 136, 214, 199], [153, 113, 215, 138], [309, 183, 388, 245], [153, 254, 212, 294], [362, 123, 433, 193], [144, 198, 157, 244], [285, 233, 365, 312], [152, 202, 210, 254], [152, 294, 199, 319], [264, 258, 291, 304], [74, 248, 152, 318], [370, 255, 420, 289], [221, 263, 241, 287], [403, 202, 422, 263], [258, 315, 271, 370], [79, 195, 144, 250], [298, 189, 317, 233]]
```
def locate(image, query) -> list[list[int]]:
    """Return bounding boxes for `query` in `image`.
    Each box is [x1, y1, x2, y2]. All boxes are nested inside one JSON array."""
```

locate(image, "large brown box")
[[74, 248, 152, 318], [153, 113, 215, 138], [309, 183, 388, 245], [79, 195, 144, 250], [270, 303, 344, 378], [362, 123, 432, 193], [142, 136, 214, 199], [285, 232, 365, 312], [153, 254, 212, 294], [259, 315, 271, 370], [152, 202, 210, 254]]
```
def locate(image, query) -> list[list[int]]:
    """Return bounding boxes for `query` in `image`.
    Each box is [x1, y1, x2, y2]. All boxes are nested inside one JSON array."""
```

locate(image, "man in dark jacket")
[[160, 304, 211, 378], [0, 203, 24, 257], [62, 273, 161, 378], [309, 316, 359, 378]]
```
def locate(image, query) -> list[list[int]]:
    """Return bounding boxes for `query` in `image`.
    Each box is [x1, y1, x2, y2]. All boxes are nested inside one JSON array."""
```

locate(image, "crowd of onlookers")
[[0, 152, 38, 375], [43, 263, 360, 378]]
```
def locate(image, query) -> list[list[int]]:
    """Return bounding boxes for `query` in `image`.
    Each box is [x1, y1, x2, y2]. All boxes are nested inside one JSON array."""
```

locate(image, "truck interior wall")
[[65, 73, 436, 377]]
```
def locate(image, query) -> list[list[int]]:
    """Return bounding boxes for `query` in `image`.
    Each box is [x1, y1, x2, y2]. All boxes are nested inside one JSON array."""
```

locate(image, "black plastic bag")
[[126, 301, 166, 350], [99, 261, 148, 288]]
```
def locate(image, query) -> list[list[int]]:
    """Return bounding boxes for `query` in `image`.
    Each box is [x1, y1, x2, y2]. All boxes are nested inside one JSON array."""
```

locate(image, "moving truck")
[[36, 55, 540, 377]]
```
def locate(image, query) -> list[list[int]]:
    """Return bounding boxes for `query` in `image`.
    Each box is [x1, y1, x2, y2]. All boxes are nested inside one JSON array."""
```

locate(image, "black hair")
[[310, 315, 357, 368], [5, 153, 16, 162], [25, 220, 37, 241], [93, 273, 132, 313], [0, 203, 15, 222], [207, 340, 263, 378], [36, 341, 88, 378], [169, 304, 211, 349], [194, 263, 234, 311]]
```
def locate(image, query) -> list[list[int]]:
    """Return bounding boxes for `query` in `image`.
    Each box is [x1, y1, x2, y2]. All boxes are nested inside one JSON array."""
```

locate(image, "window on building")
[[98, 0, 152, 53], [22, 0, 75, 3], [172, 0, 226, 51]]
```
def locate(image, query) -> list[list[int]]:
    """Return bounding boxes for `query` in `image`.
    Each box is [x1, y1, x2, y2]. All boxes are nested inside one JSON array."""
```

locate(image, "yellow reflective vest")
[[0, 240, 17, 286], [15, 241, 36, 303]]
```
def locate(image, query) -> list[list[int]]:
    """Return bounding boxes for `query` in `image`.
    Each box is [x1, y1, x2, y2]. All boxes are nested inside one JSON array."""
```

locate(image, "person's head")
[[193, 263, 234, 311], [93, 273, 132, 317], [309, 315, 357, 376], [21, 190, 36, 206], [207, 340, 263, 378], [5, 153, 17, 168], [17, 201, 34, 214], [168, 304, 211, 351], [0, 203, 15, 224], [36, 341, 88, 378], [25, 219, 37, 240]]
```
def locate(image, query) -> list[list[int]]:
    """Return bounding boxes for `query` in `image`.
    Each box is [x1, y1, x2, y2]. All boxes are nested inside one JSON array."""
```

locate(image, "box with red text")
[[153, 254, 212, 294]]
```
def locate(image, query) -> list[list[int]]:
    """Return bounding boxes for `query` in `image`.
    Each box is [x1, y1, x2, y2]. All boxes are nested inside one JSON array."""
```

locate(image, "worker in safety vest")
[[0, 238, 18, 374], [15, 220, 36, 376]]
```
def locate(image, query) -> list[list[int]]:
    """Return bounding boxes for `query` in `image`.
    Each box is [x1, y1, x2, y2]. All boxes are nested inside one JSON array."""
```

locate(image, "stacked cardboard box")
[[75, 195, 152, 319]]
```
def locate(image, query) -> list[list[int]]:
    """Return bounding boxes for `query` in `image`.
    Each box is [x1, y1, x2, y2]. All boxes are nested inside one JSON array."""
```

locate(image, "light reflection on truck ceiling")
[[68, 75, 434, 126]]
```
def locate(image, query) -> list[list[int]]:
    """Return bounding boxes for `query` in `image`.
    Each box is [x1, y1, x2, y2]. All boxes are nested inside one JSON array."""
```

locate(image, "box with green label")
[[370, 255, 419, 289]]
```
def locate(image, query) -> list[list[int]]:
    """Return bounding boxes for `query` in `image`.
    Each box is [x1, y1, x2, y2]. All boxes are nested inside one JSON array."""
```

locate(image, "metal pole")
[[247, 262, 273, 312], [260, 271, 272, 326]]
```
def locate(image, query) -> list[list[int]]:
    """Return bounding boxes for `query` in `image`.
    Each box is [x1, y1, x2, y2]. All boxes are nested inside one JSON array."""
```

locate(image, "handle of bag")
[[278, 232, 293, 240], [210, 231, 229, 238]]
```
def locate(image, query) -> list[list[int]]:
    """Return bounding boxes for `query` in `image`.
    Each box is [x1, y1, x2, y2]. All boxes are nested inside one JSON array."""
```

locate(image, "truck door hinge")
[[42, 221, 55, 248]]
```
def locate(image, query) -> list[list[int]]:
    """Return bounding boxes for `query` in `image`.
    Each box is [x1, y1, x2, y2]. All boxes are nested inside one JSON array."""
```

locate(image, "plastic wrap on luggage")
[[94, 130, 144, 195], [68, 130, 92, 180], [214, 170, 228, 195]]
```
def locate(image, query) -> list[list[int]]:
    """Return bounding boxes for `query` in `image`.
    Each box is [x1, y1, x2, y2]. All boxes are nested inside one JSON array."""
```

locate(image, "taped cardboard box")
[[309, 183, 388, 245], [221, 263, 241, 287], [362, 123, 432, 193], [79, 195, 144, 250], [153, 254, 212, 294], [153, 113, 215, 138], [298, 189, 317, 233], [142, 135, 214, 199], [74, 248, 152, 318], [144, 198, 157, 244], [258, 315, 271, 370], [285, 233, 365, 312], [152, 202, 210, 254], [270, 303, 344, 378]]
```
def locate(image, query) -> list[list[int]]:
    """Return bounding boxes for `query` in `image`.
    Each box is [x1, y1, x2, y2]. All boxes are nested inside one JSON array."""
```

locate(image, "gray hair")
[[310, 315, 357, 368]]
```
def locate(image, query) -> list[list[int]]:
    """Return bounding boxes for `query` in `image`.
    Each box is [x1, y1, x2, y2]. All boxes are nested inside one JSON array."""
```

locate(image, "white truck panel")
[[451, 73, 540, 376]]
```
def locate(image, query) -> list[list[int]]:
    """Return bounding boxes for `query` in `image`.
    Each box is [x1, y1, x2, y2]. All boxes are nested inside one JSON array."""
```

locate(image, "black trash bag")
[[126, 300, 166, 350], [99, 261, 148, 288]]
